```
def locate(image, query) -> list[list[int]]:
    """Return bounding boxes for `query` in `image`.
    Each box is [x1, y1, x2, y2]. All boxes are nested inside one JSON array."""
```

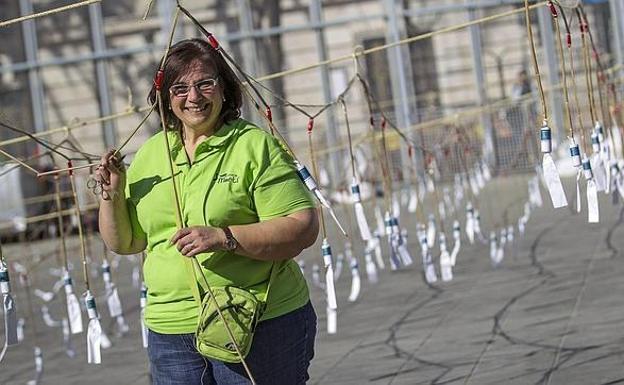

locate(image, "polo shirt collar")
[[168, 119, 240, 163]]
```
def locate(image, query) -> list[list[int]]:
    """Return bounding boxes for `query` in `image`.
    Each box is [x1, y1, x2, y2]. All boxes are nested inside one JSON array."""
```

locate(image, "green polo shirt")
[[125, 118, 316, 334]]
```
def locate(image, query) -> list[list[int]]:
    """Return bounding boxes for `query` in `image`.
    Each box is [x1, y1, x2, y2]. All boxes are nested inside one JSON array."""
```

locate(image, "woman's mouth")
[[185, 104, 209, 112]]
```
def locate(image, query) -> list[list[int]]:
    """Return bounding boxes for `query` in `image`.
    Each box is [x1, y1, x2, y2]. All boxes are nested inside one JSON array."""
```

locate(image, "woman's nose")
[[187, 85, 202, 101]]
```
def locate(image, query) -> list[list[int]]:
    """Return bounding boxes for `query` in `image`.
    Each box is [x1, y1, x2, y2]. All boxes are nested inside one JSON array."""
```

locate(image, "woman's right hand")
[[96, 149, 126, 201]]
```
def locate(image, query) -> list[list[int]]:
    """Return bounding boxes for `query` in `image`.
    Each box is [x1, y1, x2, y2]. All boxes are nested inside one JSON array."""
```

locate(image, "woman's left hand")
[[170, 226, 226, 257]]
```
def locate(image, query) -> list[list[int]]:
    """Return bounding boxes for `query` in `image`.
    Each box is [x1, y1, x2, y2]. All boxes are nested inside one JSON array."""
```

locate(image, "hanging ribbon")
[[450, 220, 461, 267], [347, 251, 361, 303], [439, 233, 453, 282], [54, 174, 83, 335], [339, 99, 372, 242], [306, 117, 339, 334], [101, 247, 128, 335], [525, 0, 567, 208], [0, 248, 18, 349]]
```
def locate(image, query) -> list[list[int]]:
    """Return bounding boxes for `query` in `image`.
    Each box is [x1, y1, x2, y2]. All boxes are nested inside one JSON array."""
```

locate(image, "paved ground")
[[2, 174, 624, 384]]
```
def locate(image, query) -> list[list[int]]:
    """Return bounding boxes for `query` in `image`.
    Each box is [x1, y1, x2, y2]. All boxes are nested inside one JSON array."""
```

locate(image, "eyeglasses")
[[169, 77, 219, 98]]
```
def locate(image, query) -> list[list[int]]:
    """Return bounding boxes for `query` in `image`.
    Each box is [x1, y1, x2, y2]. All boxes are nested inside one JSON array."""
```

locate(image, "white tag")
[[542, 154, 568, 208], [66, 292, 83, 334], [326, 307, 337, 334], [450, 228, 461, 267], [469, 175, 479, 195], [465, 216, 475, 244], [587, 179, 599, 223], [17, 318, 25, 342], [115, 315, 130, 336], [388, 238, 401, 271], [397, 242, 413, 267], [426, 217, 436, 248], [101, 329, 112, 349], [4, 293, 18, 345], [106, 285, 123, 318], [374, 207, 385, 239], [439, 234, 453, 282], [324, 265, 337, 311], [334, 253, 344, 281], [490, 232, 497, 261], [591, 155, 607, 191], [87, 319, 102, 364], [373, 236, 384, 270], [353, 202, 372, 241], [425, 262, 438, 284], [34, 346, 43, 377], [348, 259, 361, 302], [62, 318, 76, 358], [34, 289, 54, 303], [440, 251, 453, 282], [576, 170, 582, 213], [132, 266, 141, 289], [438, 201, 446, 220], [312, 264, 323, 289], [141, 309, 149, 348], [392, 196, 400, 218], [41, 305, 61, 327], [364, 249, 378, 283], [407, 190, 418, 213]]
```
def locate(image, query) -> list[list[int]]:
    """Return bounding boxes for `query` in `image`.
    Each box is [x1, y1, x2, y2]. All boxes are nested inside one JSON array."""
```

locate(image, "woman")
[[97, 38, 319, 385]]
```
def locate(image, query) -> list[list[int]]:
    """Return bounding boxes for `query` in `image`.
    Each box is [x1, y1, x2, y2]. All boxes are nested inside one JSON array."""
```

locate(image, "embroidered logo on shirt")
[[214, 173, 240, 184]]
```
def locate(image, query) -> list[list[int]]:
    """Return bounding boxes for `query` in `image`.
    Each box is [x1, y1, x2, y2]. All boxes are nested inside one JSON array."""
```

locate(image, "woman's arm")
[[97, 150, 147, 255], [170, 208, 319, 261]]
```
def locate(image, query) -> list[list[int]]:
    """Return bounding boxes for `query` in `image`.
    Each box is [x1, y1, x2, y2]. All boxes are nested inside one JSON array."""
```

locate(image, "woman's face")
[[169, 60, 223, 134]]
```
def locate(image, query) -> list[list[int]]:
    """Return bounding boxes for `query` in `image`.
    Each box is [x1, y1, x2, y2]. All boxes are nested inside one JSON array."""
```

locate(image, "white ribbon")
[[576, 170, 582, 213], [426, 215, 436, 248], [66, 291, 83, 335], [106, 285, 123, 319], [372, 234, 384, 270], [17, 318, 24, 342], [439, 233, 453, 282], [3, 294, 18, 346], [353, 202, 372, 241], [364, 246, 378, 284], [420, 235, 437, 284], [311, 264, 323, 289], [61, 318, 76, 358], [322, 239, 337, 326], [84, 291, 102, 364], [542, 154, 568, 208], [587, 179, 599, 223], [348, 257, 361, 302], [407, 189, 418, 213], [140, 284, 148, 348], [41, 305, 61, 328], [450, 221, 461, 267], [489, 232, 497, 265], [334, 253, 344, 281], [33, 289, 54, 303]]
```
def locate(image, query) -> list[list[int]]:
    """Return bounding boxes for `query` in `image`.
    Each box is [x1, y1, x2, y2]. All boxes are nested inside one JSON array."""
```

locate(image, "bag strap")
[[170, 147, 278, 308]]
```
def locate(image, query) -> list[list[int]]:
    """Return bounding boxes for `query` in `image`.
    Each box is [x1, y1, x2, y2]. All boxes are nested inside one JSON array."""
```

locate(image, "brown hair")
[[148, 38, 243, 132]]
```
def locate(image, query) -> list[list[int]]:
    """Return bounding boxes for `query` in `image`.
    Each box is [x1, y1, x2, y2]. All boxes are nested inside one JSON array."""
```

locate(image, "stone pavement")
[[2, 175, 624, 384]]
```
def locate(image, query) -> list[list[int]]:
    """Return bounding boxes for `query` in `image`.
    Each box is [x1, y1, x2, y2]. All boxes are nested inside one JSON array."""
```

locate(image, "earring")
[[222, 96, 226, 102]]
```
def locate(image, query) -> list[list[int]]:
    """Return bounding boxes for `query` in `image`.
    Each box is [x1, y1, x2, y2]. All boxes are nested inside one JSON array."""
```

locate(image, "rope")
[[255, 2, 548, 83], [0, 0, 101, 28], [524, 0, 548, 123], [550, 2, 575, 140]]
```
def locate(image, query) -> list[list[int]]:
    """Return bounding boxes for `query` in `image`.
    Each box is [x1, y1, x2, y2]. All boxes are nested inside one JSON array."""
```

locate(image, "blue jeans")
[[147, 301, 317, 385]]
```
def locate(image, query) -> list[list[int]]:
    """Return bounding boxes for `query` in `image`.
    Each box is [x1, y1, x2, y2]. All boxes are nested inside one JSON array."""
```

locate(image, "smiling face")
[[169, 60, 223, 136]]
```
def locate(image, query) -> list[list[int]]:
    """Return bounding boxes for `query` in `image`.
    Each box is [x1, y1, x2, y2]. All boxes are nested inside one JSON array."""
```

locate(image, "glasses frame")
[[169, 77, 219, 98]]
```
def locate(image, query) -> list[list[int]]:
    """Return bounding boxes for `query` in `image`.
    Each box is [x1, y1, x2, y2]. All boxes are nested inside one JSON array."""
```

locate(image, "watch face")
[[226, 238, 237, 251]]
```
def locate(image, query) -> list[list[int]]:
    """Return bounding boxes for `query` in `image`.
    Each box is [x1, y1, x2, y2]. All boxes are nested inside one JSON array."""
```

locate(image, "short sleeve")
[[125, 160, 147, 243], [253, 139, 316, 221]]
